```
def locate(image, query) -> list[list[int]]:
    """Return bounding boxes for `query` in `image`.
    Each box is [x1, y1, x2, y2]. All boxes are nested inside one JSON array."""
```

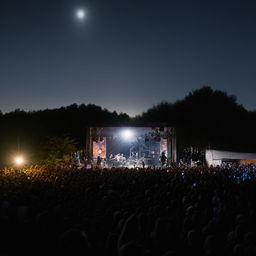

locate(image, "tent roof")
[[206, 150, 256, 160]]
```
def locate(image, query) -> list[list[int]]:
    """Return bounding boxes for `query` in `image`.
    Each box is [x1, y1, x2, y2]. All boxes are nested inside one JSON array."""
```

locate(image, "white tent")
[[205, 150, 256, 167]]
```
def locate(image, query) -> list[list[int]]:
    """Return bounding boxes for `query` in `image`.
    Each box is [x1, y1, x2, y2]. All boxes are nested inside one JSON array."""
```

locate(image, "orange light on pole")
[[14, 156, 25, 166]]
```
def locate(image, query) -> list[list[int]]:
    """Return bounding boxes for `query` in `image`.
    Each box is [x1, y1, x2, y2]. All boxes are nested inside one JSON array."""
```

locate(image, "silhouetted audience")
[[0, 164, 256, 255]]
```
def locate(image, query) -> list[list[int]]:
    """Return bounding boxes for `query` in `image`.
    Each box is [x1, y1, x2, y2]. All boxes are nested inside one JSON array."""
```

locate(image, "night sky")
[[1, 0, 256, 116]]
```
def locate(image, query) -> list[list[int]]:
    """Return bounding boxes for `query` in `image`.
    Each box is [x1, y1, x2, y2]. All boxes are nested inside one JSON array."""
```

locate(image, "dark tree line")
[[0, 86, 256, 166], [0, 104, 130, 166], [138, 86, 256, 155]]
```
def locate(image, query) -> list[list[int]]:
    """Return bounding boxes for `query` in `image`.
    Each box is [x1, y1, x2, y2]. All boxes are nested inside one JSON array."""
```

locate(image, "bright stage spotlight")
[[121, 129, 134, 141], [14, 156, 25, 166]]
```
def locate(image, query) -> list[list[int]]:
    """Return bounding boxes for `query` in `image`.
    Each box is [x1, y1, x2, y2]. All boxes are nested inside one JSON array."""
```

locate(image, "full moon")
[[76, 9, 85, 19]]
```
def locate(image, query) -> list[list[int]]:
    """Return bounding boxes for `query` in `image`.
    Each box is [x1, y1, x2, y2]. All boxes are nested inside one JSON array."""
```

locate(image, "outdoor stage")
[[85, 125, 176, 168]]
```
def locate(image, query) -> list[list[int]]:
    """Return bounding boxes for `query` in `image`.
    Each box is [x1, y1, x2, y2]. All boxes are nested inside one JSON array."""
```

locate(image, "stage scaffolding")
[[85, 125, 177, 167]]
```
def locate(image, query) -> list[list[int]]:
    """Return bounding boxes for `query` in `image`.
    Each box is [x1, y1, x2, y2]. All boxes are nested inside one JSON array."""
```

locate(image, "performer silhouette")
[[160, 152, 167, 166]]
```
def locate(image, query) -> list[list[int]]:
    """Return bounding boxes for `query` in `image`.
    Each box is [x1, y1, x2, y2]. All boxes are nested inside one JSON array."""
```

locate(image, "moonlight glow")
[[76, 9, 85, 20]]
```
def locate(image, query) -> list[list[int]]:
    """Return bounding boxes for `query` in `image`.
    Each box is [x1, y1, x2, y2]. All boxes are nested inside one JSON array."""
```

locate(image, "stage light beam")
[[121, 129, 134, 141]]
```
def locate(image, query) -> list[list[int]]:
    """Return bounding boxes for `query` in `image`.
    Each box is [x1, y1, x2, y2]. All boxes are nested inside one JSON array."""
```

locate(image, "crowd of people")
[[0, 164, 256, 255]]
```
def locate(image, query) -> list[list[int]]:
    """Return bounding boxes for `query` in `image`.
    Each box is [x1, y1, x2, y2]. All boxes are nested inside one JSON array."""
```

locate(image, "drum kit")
[[107, 153, 142, 168]]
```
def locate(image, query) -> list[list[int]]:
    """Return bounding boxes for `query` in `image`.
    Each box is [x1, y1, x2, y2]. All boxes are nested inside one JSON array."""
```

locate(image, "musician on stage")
[[160, 151, 167, 167], [97, 155, 102, 167]]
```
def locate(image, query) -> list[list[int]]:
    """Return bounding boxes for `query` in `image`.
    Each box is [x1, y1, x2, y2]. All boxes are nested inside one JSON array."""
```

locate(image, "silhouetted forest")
[[138, 86, 256, 155], [1, 86, 256, 166], [0, 104, 130, 166]]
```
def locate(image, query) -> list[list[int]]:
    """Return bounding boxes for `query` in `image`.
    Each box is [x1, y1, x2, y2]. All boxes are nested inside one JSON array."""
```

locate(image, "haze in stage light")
[[121, 129, 134, 141]]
